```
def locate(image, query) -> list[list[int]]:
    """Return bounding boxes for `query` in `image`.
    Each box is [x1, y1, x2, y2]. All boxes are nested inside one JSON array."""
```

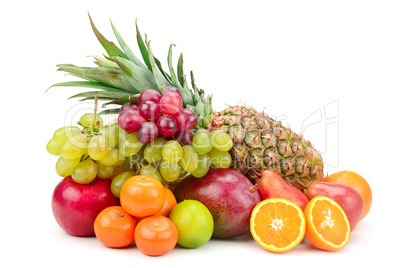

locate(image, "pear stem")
[[295, 180, 308, 190], [250, 169, 261, 178], [248, 184, 259, 193]]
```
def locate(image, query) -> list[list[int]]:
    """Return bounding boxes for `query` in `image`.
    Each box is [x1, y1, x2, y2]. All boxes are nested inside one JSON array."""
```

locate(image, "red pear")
[[256, 170, 309, 211], [305, 181, 364, 231]]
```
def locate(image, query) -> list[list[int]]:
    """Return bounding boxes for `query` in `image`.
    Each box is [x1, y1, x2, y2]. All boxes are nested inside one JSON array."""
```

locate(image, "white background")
[[1, 0, 401, 267]]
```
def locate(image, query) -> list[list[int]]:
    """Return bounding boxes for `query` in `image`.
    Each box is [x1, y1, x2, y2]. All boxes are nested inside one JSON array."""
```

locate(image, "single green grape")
[[79, 113, 104, 128], [53, 126, 82, 146], [140, 165, 163, 182], [211, 130, 233, 151], [47, 139, 61, 156], [111, 171, 134, 198], [144, 138, 166, 163], [120, 156, 132, 171], [99, 127, 117, 148], [180, 145, 198, 173], [119, 154, 142, 172], [193, 129, 213, 153], [192, 153, 211, 178], [159, 159, 182, 182], [119, 132, 143, 157], [107, 123, 122, 146], [162, 140, 183, 163], [98, 148, 119, 166], [117, 126, 128, 146], [114, 151, 126, 166], [71, 158, 98, 184], [179, 165, 188, 178], [108, 122, 120, 133], [96, 162, 114, 179], [88, 135, 109, 160], [61, 133, 89, 160], [55, 156, 81, 177], [208, 148, 232, 168]]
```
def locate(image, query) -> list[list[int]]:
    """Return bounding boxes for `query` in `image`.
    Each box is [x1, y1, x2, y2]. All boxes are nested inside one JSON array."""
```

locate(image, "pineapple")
[[208, 106, 323, 188], [50, 15, 323, 188]]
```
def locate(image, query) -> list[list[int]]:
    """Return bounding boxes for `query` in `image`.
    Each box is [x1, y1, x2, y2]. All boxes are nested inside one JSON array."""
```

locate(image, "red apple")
[[51, 176, 120, 237], [305, 181, 364, 231]]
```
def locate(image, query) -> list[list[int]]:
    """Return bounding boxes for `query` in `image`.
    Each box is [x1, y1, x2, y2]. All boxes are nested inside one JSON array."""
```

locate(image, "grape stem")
[[78, 94, 100, 138], [92, 94, 99, 129]]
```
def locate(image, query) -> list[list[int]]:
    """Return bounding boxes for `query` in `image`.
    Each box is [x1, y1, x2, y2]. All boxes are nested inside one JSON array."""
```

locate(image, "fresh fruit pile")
[[47, 15, 373, 256]]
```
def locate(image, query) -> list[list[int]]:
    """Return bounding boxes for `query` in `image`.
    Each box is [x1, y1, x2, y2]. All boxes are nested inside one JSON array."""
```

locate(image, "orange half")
[[304, 196, 351, 251], [250, 198, 306, 253]]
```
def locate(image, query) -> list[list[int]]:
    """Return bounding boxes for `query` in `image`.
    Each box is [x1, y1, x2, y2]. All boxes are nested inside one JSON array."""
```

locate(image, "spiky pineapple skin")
[[208, 106, 323, 189]]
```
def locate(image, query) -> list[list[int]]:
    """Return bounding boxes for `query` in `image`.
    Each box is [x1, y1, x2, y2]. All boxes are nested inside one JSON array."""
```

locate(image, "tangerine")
[[155, 187, 177, 217], [120, 175, 165, 217], [134, 215, 178, 256], [94, 206, 137, 248]]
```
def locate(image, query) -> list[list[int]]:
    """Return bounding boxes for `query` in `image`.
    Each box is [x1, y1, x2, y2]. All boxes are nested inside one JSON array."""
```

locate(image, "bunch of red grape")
[[118, 87, 197, 145]]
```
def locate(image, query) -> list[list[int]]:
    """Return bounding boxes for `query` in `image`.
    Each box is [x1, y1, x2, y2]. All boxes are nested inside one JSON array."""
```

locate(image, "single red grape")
[[139, 101, 161, 120], [118, 109, 143, 133], [162, 86, 182, 98], [174, 108, 198, 131], [159, 92, 182, 115], [137, 122, 158, 144], [139, 89, 161, 104], [156, 114, 177, 137], [173, 131, 193, 146], [120, 102, 139, 113]]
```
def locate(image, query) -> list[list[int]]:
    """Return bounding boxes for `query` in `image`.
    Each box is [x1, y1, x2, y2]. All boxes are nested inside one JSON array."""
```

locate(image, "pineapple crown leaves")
[[48, 13, 212, 127]]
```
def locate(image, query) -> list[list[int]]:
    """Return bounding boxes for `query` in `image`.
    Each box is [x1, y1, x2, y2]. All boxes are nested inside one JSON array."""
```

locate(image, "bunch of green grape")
[[47, 110, 234, 187], [46, 113, 145, 184], [142, 129, 233, 182]]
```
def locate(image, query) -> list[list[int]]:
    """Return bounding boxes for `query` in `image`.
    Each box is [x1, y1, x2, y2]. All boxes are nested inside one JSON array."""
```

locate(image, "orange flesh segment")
[[253, 201, 303, 249], [311, 199, 348, 246]]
